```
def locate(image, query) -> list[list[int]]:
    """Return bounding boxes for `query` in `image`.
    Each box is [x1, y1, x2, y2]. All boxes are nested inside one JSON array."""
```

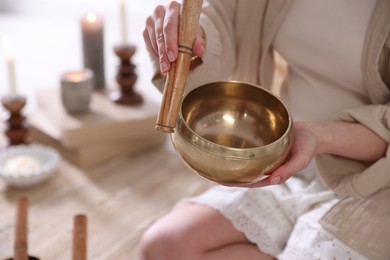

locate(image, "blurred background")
[[0, 0, 167, 111]]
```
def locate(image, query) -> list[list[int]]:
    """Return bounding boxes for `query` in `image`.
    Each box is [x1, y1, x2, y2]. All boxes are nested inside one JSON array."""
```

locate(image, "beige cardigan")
[[150, 0, 390, 258], [316, 103, 390, 259]]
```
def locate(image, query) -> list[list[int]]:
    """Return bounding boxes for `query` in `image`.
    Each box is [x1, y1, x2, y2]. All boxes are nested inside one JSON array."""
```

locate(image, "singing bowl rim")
[[175, 80, 294, 160]]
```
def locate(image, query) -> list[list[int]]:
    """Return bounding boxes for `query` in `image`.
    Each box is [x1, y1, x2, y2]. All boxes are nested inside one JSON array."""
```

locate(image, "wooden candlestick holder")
[[2, 95, 29, 146], [110, 44, 143, 106]]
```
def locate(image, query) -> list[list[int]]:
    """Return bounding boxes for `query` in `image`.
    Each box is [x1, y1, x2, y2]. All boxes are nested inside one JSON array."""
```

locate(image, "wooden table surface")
[[0, 141, 213, 259]]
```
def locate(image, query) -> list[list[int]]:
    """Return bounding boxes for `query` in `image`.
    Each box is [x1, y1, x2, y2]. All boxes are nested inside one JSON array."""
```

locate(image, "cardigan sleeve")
[[315, 103, 390, 198], [317, 105, 390, 260]]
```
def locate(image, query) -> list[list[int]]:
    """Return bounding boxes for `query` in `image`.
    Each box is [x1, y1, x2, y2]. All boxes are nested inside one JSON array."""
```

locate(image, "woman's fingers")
[[143, 1, 204, 73], [153, 5, 169, 73], [243, 122, 320, 188], [193, 26, 206, 57], [143, 2, 181, 73], [244, 153, 307, 188], [164, 1, 180, 62], [269, 153, 308, 184], [267, 127, 316, 184], [143, 16, 158, 59]]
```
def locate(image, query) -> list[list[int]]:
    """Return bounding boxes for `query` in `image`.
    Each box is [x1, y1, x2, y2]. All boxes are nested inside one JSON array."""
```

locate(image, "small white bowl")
[[0, 144, 60, 189]]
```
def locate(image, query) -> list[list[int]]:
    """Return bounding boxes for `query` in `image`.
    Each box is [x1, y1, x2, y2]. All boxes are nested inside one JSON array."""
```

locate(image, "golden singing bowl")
[[171, 81, 294, 186]]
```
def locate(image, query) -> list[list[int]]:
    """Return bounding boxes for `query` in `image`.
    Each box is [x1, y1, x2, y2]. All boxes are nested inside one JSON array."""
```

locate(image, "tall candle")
[[119, 0, 128, 44], [81, 12, 105, 90], [2, 35, 17, 96]]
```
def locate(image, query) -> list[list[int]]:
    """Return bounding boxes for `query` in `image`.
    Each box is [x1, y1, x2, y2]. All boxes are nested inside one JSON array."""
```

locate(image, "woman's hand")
[[143, 1, 206, 74], [246, 122, 320, 188], [246, 120, 387, 188]]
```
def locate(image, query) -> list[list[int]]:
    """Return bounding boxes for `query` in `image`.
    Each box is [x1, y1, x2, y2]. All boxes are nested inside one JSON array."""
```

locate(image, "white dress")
[[189, 0, 377, 259]]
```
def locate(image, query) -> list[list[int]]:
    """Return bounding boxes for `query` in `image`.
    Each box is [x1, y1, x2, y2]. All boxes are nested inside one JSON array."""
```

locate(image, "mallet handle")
[[155, 0, 204, 133]]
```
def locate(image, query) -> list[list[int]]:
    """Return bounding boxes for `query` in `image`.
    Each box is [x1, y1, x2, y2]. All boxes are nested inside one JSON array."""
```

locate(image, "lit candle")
[[119, 0, 128, 44], [2, 35, 17, 96], [80, 12, 105, 90], [61, 69, 94, 114]]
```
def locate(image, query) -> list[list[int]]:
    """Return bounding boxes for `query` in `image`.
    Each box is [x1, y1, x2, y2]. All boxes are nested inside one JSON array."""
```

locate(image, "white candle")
[[2, 35, 17, 96], [81, 13, 105, 90], [119, 0, 128, 44]]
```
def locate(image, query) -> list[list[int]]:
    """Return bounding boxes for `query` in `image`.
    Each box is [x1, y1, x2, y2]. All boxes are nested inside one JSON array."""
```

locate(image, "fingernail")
[[160, 60, 169, 73], [167, 51, 175, 62], [198, 44, 205, 56], [271, 176, 281, 185]]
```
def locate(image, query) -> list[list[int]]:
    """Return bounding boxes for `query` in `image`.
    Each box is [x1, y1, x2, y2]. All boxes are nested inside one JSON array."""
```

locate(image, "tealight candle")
[[2, 34, 17, 96], [61, 69, 94, 114], [80, 13, 105, 90], [4, 155, 42, 174]]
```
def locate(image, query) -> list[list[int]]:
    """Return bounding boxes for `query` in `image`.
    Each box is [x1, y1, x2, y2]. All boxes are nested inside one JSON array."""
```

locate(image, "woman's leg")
[[139, 202, 274, 260]]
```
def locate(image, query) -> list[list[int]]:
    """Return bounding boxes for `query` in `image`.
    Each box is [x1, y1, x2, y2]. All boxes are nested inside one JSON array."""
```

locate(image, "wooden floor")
[[0, 142, 214, 259]]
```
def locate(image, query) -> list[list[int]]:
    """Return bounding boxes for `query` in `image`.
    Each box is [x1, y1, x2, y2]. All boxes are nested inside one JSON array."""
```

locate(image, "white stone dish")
[[0, 144, 60, 188]]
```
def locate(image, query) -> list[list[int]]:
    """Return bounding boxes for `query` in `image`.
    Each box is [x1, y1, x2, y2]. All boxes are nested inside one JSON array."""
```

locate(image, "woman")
[[140, 0, 390, 259]]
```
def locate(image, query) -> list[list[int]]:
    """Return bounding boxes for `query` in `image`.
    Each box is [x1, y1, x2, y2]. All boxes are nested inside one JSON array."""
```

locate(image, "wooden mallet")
[[155, 0, 204, 133]]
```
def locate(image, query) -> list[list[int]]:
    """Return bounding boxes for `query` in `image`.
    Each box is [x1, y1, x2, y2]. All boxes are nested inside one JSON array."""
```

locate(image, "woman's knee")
[[139, 220, 177, 259], [139, 205, 199, 259], [139, 202, 249, 259]]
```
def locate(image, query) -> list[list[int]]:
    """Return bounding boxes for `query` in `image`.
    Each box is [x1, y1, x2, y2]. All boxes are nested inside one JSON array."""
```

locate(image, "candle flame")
[[87, 12, 97, 23], [71, 74, 82, 83], [2, 34, 14, 59]]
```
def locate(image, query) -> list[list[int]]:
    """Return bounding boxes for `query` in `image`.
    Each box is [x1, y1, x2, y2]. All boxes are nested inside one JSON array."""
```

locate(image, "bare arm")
[[310, 121, 387, 162], [249, 121, 388, 187]]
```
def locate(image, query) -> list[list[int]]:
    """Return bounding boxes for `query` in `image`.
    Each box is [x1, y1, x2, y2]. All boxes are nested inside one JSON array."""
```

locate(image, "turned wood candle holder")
[[1, 95, 29, 146], [110, 44, 143, 106]]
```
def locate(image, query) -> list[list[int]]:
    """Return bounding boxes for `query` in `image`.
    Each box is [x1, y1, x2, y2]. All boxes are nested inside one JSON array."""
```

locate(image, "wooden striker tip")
[[155, 124, 175, 133]]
